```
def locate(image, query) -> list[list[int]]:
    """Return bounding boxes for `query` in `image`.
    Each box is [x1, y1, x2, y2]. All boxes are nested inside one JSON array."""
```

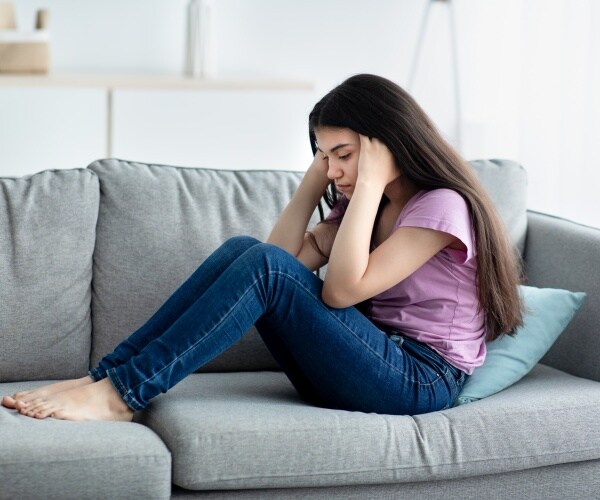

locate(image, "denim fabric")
[[90, 235, 466, 415]]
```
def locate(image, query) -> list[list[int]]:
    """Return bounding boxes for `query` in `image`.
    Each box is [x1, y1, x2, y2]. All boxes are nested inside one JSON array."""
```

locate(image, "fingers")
[[358, 134, 371, 161], [358, 134, 390, 160], [359, 134, 386, 153], [309, 150, 330, 175]]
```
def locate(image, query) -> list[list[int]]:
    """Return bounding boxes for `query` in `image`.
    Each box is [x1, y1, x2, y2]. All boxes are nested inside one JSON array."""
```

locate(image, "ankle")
[[98, 378, 132, 413]]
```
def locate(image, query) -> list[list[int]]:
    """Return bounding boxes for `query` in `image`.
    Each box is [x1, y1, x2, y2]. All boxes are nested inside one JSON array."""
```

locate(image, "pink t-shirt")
[[324, 189, 486, 375]]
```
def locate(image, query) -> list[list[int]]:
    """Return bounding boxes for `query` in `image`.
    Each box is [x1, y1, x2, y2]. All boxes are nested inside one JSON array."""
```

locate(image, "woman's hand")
[[307, 149, 329, 176], [306, 150, 331, 193], [266, 150, 330, 255], [357, 134, 400, 190]]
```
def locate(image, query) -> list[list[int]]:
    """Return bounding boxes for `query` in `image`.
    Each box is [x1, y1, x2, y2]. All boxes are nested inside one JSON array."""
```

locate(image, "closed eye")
[[339, 153, 351, 160]]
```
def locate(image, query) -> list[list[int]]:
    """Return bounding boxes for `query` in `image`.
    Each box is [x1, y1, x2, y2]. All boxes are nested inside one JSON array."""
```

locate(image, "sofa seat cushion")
[[137, 364, 600, 491], [0, 169, 98, 381], [0, 381, 172, 500]]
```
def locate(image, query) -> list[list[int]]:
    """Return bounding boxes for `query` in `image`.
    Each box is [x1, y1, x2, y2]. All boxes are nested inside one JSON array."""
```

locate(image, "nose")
[[326, 159, 342, 181]]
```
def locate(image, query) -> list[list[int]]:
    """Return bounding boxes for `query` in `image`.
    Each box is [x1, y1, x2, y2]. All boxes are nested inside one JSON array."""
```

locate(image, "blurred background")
[[0, 0, 598, 227]]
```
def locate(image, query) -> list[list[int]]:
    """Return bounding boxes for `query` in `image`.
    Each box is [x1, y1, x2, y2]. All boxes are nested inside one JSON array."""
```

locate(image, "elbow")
[[321, 283, 354, 309]]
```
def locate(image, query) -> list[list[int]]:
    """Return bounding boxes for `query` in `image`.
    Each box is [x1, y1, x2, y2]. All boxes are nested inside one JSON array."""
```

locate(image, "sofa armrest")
[[523, 210, 600, 382]]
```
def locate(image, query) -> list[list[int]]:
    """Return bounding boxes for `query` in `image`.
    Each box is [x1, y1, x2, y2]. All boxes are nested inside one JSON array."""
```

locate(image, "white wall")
[[0, 87, 106, 171], [10, 1, 443, 123], [6, 0, 599, 227]]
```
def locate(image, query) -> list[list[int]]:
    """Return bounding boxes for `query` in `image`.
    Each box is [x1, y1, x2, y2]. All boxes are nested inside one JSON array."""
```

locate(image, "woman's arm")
[[266, 154, 330, 258], [295, 221, 339, 271], [322, 136, 456, 308]]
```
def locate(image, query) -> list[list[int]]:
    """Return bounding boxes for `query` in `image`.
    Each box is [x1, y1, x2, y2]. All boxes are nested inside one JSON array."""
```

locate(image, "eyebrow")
[[316, 143, 352, 154]]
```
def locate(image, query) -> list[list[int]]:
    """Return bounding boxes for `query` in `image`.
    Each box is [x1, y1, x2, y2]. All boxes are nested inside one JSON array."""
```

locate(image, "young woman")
[[2, 74, 523, 420]]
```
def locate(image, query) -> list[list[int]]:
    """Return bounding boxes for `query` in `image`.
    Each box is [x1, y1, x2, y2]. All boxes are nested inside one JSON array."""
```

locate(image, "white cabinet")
[[0, 87, 106, 177], [0, 74, 316, 178], [113, 88, 316, 171]]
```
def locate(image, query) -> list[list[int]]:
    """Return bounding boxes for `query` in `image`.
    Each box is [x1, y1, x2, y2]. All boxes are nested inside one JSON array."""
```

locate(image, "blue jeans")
[[89, 236, 466, 415]]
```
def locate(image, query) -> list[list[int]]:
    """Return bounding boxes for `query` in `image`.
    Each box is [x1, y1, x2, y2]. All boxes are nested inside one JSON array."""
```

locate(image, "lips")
[[336, 184, 351, 192]]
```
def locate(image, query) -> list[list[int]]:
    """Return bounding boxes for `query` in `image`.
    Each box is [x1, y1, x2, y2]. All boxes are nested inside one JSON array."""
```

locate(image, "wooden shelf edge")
[[0, 72, 315, 90]]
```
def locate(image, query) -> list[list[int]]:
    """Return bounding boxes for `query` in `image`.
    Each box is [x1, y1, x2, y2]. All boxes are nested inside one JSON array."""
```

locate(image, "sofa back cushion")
[[469, 159, 527, 255], [88, 158, 527, 373], [87, 159, 319, 371], [0, 169, 98, 382]]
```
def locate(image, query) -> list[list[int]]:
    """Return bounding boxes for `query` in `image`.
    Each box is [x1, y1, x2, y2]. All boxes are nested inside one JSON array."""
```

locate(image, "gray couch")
[[1, 158, 599, 500]]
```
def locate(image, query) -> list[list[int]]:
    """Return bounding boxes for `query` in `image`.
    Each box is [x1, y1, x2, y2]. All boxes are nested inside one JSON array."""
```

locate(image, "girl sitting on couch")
[[3, 74, 524, 420]]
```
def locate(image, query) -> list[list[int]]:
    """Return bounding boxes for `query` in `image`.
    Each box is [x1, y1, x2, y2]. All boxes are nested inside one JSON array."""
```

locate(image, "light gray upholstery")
[[469, 159, 528, 254], [0, 381, 171, 500], [1, 158, 597, 500], [136, 364, 600, 491], [87, 159, 320, 372], [526, 211, 600, 382], [86, 158, 527, 375], [0, 169, 98, 382], [171, 458, 600, 499]]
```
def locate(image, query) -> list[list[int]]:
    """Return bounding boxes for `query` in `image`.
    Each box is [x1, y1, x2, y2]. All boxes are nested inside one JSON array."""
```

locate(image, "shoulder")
[[410, 188, 468, 211], [399, 188, 476, 261], [401, 188, 469, 223]]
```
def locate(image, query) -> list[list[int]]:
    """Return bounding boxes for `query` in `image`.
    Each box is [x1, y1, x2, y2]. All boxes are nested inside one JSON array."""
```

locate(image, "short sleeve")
[[397, 189, 475, 263], [323, 195, 350, 224]]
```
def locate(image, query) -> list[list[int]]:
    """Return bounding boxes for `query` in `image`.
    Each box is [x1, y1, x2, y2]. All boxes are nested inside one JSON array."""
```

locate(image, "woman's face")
[[314, 127, 360, 198]]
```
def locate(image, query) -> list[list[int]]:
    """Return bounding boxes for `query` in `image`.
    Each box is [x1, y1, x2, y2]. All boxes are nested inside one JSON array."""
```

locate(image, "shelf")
[[0, 72, 314, 90], [0, 72, 315, 159]]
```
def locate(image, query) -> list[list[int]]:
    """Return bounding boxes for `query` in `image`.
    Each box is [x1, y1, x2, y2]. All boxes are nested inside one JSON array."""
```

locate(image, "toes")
[[20, 407, 36, 418], [33, 403, 54, 419], [19, 398, 44, 417], [13, 390, 34, 404], [15, 399, 30, 411], [2, 393, 34, 410], [1, 395, 18, 409], [18, 398, 61, 420]]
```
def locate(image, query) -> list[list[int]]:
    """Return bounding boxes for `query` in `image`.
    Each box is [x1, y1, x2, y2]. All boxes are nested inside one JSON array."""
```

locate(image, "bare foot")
[[2, 376, 94, 410], [18, 378, 134, 422]]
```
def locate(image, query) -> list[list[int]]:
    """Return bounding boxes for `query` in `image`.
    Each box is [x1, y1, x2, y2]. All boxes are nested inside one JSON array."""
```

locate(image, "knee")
[[243, 242, 296, 270], [222, 235, 262, 252]]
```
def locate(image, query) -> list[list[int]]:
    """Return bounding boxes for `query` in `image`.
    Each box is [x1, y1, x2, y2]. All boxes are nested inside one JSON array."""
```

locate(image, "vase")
[[184, 0, 216, 79]]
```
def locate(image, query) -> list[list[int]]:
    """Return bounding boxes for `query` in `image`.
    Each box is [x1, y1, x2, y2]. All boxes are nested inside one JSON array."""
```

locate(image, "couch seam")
[[0, 454, 171, 467], [176, 448, 600, 484]]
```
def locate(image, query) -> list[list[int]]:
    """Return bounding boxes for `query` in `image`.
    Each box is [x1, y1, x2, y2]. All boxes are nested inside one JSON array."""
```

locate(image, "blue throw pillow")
[[456, 285, 586, 405]]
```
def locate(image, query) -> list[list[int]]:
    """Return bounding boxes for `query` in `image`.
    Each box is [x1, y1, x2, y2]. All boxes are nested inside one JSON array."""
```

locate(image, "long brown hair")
[[308, 74, 524, 341]]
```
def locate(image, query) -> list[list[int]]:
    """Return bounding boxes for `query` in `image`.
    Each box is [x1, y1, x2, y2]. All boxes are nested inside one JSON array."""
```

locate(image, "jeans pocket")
[[388, 334, 404, 348]]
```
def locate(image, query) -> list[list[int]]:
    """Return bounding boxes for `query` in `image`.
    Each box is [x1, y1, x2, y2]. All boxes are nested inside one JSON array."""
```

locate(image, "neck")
[[383, 177, 420, 210]]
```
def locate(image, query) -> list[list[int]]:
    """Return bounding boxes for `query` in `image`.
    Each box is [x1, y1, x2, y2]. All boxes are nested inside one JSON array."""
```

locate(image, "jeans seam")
[[87, 368, 102, 382], [271, 270, 440, 388], [126, 274, 265, 398], [117, 257, 442, 407], [389, 342, 443, 387], [107, 368, 143, 411]]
